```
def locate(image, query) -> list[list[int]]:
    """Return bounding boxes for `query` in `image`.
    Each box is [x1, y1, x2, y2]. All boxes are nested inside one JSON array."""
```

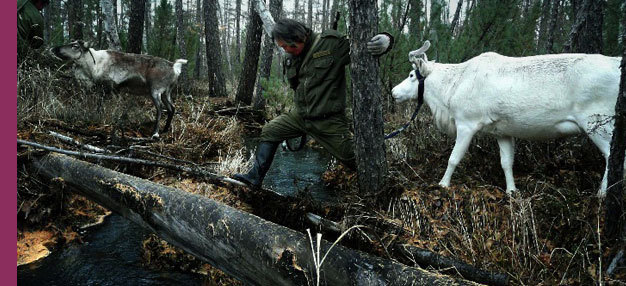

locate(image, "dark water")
[[18, 140, 333, 285]]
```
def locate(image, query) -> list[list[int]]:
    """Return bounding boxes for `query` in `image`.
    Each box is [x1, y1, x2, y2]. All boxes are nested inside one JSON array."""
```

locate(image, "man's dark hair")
[[271, 19, 311, 44]]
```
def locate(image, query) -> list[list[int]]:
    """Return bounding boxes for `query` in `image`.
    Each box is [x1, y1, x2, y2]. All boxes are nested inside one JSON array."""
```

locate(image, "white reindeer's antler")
[[409, 41, 431, 64]]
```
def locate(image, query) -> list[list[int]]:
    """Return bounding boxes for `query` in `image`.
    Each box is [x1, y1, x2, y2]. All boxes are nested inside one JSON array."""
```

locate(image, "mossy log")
[[32, 153, 479, 286]]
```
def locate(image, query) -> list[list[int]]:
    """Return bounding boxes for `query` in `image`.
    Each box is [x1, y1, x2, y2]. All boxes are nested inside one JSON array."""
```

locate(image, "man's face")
[[34, 0, 49, 10], [276, 39, 306, 56]]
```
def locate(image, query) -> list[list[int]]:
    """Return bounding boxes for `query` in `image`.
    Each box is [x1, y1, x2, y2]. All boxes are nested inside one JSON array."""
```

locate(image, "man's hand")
[[367, 34, 391, 56]]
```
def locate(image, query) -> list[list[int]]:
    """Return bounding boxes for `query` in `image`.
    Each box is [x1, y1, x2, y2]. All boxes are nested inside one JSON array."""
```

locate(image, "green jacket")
[[285, 30, 351, 120], [18, 0, 44, 55]]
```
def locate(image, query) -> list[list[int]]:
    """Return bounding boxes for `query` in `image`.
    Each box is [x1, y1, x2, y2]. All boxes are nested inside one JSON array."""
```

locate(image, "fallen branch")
[[394, 244, 510, 286], [31, 153, 478, 285], [17, 139, 236, 184], [49, 131, 107, 153]]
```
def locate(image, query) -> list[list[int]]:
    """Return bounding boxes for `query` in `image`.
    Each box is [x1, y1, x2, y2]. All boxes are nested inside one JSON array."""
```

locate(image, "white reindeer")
[[392, 41, 622, 197]]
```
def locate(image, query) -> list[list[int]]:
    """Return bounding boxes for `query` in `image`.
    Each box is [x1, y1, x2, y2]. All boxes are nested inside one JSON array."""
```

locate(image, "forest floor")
[[17, 53, 625, 285]]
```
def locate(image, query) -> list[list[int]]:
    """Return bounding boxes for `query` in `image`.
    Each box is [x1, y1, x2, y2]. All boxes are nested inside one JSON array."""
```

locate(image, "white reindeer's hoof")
[[438, 181, 450, 188], [505, 188, 516, 196], [596, 188, 607, 199], [151, 133, 160, 140]]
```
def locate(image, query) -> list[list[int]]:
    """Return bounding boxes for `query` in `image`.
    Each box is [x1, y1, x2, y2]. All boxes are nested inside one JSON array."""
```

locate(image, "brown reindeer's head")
[[51, 40, 91, 61]]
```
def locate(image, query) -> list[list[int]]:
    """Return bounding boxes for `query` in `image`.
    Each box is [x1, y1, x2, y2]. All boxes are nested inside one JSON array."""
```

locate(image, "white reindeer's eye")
[[410, 74, 414, 78]]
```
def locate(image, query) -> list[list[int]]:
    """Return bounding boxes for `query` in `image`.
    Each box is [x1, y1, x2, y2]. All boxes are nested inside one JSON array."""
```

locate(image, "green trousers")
[[259, 111, 356, 169]]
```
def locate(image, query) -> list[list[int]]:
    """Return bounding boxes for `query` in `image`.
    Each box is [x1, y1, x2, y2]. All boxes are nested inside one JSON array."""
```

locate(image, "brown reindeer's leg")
[[161, 88, 175, 133], [150, 90, 163, 138]]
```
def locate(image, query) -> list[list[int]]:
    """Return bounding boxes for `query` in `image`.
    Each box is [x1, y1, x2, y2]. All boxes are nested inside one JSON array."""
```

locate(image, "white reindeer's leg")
[[497, 136, 516, 194], [439, 124, 480, 188], [583, 123, 612, 197], [150, 89, 164, 139]]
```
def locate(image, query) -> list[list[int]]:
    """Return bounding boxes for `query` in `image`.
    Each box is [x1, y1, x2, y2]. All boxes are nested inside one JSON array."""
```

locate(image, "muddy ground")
[[17, 53, 625, 285]]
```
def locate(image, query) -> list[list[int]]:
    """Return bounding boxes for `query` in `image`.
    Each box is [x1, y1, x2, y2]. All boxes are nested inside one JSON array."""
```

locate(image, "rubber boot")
[[232, 141, 279, 189]]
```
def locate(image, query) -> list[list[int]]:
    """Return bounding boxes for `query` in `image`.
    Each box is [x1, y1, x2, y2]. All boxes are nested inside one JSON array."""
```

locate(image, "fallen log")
[[394, 244, 510, 286], [32, 153, 478, 285]]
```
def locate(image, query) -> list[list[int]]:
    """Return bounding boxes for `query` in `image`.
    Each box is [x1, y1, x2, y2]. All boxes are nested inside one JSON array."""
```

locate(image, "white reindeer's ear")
[[412, 63, 417, 70]]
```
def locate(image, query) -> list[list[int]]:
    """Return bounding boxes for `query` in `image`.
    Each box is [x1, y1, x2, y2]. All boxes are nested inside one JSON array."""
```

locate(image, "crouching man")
[[233, 18, 393, 189]]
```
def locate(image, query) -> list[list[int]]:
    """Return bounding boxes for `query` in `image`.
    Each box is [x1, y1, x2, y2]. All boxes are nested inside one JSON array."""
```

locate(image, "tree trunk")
[[348, 0, 387, 194], [101, 0, 122, 50], [545, 0, 561, 54], [449, 0, 462, 36], [43, 2, 52, 42], [194, 0, 202, 79], [307, 0, 313, 29], [97, 0, 104, 48], [127, 0, 146, 54], [235, 0, 242, 63], [566, 0, 604, 53], [409, 0, 423, 44], [253, 0, 283, 110], [235, 0, 263, 105], [536, 0, 552, 53], [203, 0, 228, 97], [68, 0, 84, 40], [605, 26, 626, 244], [144, 0, 152, 53], [175, 0, 189, 88], [31, 153, 476, 286]]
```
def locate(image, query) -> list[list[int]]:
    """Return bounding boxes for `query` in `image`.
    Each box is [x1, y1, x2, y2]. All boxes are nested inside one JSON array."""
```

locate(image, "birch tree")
[[101, 0, 122, 50], [253, 0, 283, 110], [175, 0, 188, 87]]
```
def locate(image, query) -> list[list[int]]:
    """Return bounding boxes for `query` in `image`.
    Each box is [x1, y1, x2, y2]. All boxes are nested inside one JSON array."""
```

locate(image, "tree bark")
[[101, 0, 122, 50], [253, 0, 283, 110], [449, 0, 462, 36], [536, 0, 552, 53], [566, 0, 604, 53], [235, 0, 263, 105], [31, 153, 477, 286], [175, 0, 189, 88], [408, 0, 423, 44], [194, 0, 202, 79], [605, 27, 626, 243], [68, 0, 84, 40], [348, 0, 387, 194], [308, 0, 313, 28], [235, 0, 242, 63], [127, 0, 146, 54], [545, 0, 561, 54], [203, 0, 228, 97], [143, 0, 152, 53]]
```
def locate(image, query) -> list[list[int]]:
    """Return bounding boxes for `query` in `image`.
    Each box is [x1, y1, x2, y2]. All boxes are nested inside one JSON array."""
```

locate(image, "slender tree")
[[175, 0, 188, 87], [68, 0, 84, 40], [194, 0, 203, 79], [235, 0, 242, 63], [545, 0, 561, 53], [235, 0, 263, 105], [127, 0, 146, 54], [144, 0, 152, 52], [348, 0, 386, 194], [566, 0, 604, 53], [101, 0, 122, 50], [253, 0, 283, 110], [203, 0, 227, 97], [605, 10, 626, 245], [308, 0, 313, 28], [537, 0, 552, 52]]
